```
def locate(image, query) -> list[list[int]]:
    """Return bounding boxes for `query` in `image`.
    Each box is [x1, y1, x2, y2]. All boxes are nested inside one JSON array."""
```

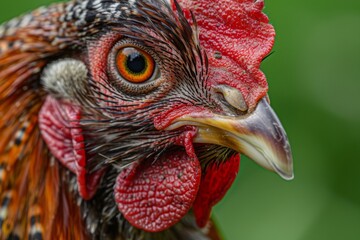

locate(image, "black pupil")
[[126, 52, 146, 74]]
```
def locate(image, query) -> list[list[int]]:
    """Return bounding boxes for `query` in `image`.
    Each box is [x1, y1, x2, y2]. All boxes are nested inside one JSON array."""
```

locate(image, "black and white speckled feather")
[[0, 1, 225, 239]]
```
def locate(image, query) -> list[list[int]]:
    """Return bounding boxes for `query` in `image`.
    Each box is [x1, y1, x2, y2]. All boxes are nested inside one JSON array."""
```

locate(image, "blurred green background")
[[1, 0, 359, 239]]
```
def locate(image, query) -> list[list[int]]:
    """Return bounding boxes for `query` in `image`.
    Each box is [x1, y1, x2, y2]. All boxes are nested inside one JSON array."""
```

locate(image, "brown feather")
[[0, 2, 88, 239], [0, 1, 229, 239]]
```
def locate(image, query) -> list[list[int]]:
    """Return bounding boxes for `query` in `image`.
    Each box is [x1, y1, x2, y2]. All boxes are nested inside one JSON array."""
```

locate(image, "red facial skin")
[[115, 149, 201, 232], [87, 33, 158, 111], [167, 0, 274, 228], [39, 96, 104, 200], [175, 0, 274, 110], [193, 154, 240, 228], [39, 0, 275, 233], [154, 103, 241, 228], [87, 32, 176, 113]]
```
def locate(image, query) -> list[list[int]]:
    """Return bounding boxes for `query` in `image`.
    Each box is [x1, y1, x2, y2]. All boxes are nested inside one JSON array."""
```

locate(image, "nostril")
[[213, 85, 248, 112]]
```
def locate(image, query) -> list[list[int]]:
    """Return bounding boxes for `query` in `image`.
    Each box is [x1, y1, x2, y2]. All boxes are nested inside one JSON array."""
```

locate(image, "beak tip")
[[280, 172, 294, 181], [274, 164, 294, 181]]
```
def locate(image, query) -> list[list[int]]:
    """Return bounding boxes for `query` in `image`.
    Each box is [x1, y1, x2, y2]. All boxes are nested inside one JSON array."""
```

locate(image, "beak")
[[167, 98, 294, 180]]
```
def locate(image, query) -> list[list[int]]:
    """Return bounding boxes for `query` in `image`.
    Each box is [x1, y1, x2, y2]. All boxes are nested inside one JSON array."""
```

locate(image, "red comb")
[[175, 0, 275, 109]]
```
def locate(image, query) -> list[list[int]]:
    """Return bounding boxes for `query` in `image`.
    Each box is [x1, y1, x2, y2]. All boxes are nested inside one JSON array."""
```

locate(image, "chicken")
[[0, 0, 293, 239]]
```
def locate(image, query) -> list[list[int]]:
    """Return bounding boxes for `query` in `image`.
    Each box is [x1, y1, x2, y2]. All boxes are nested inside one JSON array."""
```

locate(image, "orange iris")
[[116, 47, 155, 83]]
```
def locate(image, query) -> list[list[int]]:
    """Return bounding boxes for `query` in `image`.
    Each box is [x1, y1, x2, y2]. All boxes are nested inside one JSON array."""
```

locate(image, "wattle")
[[115, 150, 201, 232]]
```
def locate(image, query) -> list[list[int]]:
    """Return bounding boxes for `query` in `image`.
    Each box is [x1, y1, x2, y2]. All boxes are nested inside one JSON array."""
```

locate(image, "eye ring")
[[116, 47, 155, 83], [108, 39, 163, 95]]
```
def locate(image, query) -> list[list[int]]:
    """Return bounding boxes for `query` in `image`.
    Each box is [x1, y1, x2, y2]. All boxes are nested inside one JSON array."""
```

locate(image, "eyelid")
[[108, 39, 163, 95]]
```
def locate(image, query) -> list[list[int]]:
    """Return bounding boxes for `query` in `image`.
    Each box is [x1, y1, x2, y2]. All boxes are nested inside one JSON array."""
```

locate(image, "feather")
[[0, 0, 280, 239], [0, 2, 88, 239]]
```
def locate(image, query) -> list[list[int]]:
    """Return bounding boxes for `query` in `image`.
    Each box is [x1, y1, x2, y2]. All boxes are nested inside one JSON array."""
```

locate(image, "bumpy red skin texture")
[[166, 0, 275, 227], [87, 32, 175, 113], [87, 33, 141, 110], [40, 0, 275, 232], [115, 128, 199, 232], [39, 96, 104, 200], [153, 104, 212, 130], [193, 154, 240, 227], [154, 103, 242, 229], [175, 0, 275, 110], [115, 149, 201, 232]]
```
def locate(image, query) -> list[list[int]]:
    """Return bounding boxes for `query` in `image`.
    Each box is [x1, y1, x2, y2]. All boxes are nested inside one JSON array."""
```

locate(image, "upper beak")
[[167, 98, 294, 180]]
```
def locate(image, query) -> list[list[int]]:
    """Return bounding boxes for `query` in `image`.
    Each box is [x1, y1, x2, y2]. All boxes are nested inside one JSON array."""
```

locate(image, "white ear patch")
[[41, 59, 88, 99]]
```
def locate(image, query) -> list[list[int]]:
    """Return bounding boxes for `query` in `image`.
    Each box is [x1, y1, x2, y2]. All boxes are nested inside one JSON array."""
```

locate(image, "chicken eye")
[[116, 47, 155, 83], [109, 40, 165, 95]]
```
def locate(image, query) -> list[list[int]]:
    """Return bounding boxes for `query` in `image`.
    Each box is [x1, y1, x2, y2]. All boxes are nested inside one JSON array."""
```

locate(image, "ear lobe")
[[39, 96, 104, 200], [41, 59, 90, 102]]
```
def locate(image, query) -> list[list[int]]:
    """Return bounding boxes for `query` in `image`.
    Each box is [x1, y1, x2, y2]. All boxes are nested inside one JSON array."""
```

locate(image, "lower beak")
[[167, 98, 294, 180]]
